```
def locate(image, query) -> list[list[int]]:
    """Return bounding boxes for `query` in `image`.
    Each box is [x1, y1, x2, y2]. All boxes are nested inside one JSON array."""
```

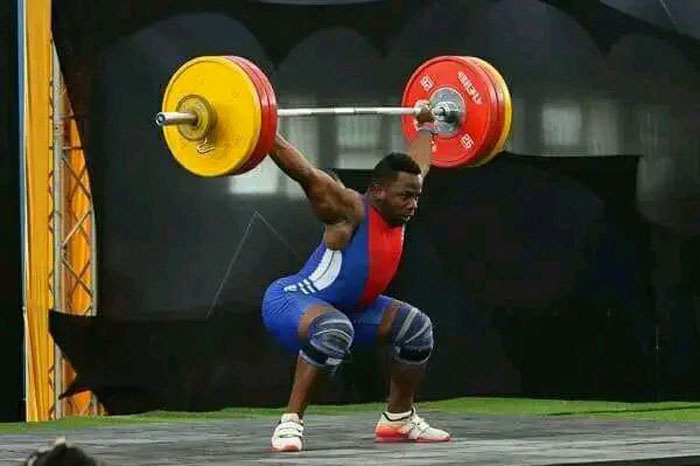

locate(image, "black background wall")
[[41, 0, 700, 413], [0, 2, 24, 421], [51, 155, 655, 412]]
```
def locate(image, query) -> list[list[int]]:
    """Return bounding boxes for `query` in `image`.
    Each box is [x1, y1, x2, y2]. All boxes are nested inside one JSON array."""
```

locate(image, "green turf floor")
[[3, 397, 700, 433]]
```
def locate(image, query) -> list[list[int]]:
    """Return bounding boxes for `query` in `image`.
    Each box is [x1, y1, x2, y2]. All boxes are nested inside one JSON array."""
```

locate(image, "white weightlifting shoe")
[[271, 413, 304, 452], [375, 407, 450, 443]]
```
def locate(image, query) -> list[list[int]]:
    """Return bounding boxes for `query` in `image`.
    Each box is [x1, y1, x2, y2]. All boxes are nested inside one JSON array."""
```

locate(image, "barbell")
[[155, 55, 512, 177]]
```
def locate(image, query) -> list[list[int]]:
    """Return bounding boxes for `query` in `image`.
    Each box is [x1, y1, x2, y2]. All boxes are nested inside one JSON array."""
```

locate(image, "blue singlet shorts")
[[262, 278, 402, 353]]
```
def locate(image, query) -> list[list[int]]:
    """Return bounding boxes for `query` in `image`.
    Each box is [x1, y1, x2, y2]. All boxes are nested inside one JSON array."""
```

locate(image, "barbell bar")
[[155, 104, 457, 126]]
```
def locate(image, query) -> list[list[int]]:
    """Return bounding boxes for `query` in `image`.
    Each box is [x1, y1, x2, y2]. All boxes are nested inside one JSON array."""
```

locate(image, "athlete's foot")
[[271, 413, 304, 452], [375, 407, 450, 443]]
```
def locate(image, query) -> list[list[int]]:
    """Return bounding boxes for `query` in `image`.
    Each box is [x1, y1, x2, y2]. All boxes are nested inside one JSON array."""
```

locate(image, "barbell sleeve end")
[[155, 111, 199, 127]]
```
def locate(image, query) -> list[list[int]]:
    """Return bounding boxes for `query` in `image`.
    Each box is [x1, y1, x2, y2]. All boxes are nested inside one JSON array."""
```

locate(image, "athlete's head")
[[369, 152, 422, 227]]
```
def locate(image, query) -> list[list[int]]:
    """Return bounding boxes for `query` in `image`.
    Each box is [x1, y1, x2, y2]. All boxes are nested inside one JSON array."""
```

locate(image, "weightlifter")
[[262, 105, 450, 452]]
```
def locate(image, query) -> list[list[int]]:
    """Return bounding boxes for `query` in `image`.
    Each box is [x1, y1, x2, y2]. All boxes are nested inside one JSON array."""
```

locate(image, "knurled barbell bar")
[[157, 103, 458, 124], [155, 55, 512, 177]]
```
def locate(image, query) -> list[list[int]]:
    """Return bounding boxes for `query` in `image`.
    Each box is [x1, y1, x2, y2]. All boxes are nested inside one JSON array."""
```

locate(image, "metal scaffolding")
[[49, 44, 99, 418]]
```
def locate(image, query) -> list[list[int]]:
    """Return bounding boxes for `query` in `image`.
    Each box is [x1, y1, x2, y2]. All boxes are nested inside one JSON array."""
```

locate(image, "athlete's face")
[[373, 171, 423, 226]]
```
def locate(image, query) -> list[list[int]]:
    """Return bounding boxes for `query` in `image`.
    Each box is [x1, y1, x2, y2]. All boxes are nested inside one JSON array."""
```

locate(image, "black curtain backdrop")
[[47, 0, 700, 412], [0, 1, 24, 421], [51, 155, 657, 412]]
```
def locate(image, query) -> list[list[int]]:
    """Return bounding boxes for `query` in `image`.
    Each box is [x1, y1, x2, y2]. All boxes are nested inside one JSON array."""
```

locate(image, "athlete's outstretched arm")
[[407, 105, 435, 177], [269, 133, 362, 225], [407, 131, 433, 177]]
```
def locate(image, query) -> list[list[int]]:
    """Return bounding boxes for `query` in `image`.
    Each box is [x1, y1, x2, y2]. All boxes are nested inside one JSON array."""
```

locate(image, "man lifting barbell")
[[262, 106, 449, 451], [155, 55, 512, 451]]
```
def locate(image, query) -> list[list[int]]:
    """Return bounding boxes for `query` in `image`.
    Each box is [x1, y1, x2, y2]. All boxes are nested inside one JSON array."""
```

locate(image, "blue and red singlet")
[[262, 199, 406, 352]]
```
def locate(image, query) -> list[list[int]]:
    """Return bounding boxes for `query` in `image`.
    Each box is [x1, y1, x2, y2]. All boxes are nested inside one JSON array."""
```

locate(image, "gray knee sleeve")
[[300, 310, 354, 368], [390, 305, 434, 365]]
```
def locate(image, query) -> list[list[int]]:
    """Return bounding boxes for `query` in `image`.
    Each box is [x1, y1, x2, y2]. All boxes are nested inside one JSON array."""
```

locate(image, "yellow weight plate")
[[162, 56, 262, 177], [469, 57, 512, 166]]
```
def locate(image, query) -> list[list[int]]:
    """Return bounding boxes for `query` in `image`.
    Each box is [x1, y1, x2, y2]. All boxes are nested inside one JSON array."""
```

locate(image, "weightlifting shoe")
[[375, 407, 450, 443], [271, 413, 304, 452]]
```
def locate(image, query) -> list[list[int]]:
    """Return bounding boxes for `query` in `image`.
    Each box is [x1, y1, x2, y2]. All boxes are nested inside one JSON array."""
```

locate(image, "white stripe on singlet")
[[306, 248, 342, 291], [283, 248, 343, 294]]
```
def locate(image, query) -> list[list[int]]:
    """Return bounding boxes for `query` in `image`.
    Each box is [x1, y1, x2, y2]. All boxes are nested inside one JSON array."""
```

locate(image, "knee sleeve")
[[390, 305, 434, 365], [300, 310, 354, 368]]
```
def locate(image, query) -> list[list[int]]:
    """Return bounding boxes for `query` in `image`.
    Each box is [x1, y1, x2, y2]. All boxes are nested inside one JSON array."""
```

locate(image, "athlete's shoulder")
[[345, 188, 365, 224]]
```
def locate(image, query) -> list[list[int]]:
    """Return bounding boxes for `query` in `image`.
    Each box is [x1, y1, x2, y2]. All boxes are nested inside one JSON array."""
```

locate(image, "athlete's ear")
[[369, 180, 385, 199]]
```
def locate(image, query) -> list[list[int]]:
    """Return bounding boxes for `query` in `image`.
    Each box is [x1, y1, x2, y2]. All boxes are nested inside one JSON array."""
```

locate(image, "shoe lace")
[[409, 412, 431, 434]]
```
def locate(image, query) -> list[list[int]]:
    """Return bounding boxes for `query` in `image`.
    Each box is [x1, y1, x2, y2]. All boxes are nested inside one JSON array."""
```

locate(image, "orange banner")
[[24, 0, 54, 422]]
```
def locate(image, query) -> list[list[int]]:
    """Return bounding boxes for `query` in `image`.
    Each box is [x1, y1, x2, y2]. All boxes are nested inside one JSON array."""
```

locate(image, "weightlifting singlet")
[[262, 199, 406, 352], [279, 200, 403, 310]]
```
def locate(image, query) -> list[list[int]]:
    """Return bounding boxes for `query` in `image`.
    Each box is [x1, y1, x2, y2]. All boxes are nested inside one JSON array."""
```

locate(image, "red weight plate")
[[234, 56, 278, 172], [225, 56, 273, 174], [461, 57, 504, 166], [401, 56, 499, 168], [225, 56, 269, 174]]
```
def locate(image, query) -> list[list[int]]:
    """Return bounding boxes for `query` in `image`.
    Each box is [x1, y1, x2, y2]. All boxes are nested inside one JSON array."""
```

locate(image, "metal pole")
[[17, 0, 29, 421], [51, 44, 64, 420], [89, 205, 98, 415]]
